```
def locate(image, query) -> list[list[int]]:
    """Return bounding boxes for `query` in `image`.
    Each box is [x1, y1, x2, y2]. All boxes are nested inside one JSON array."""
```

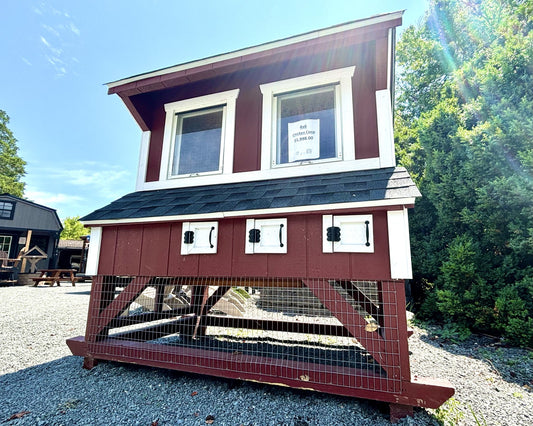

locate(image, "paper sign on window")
[[288, 119, 320, 162]]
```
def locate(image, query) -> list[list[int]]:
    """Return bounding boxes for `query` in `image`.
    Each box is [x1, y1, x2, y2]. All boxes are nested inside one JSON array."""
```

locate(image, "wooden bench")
[[32, 269, 78, 287]]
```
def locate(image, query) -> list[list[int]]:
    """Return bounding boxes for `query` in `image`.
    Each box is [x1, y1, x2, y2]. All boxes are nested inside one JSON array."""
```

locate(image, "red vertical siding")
[[267, 215, 307, 276], [139, 223, 171, 275], [167, 222, 199, 276], [354, 41, 379, 159], [348, 211, 391, 280], [145, 111, 165, 182], [198, 220, 234, 276], [233, 86, 261, 172], [231, 219, 269, 277], [375, 36, 389, 91], [98, 226, 118, 275], [306, 215, 351, 278], [113, 225, 143, 275]]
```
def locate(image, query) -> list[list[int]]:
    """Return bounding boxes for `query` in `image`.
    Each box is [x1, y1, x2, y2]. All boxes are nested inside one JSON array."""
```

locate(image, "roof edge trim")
[[82, 197, 416, 226], [106, 11, 403, 90]]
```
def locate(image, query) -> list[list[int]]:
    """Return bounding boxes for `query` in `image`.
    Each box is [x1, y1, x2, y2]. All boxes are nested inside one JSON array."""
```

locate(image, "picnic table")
[[32, 269, 78, 287]]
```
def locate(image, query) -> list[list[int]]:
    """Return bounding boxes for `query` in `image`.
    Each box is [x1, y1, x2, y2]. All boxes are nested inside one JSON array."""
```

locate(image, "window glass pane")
[[276, 86, 336, 165], [172, 107, 224, 175]]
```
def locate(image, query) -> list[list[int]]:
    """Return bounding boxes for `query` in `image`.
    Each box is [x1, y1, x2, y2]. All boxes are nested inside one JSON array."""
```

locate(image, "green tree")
[[0, 110, 26, 197], [396, 0, 533, 345], [61, 216, 90, 240]]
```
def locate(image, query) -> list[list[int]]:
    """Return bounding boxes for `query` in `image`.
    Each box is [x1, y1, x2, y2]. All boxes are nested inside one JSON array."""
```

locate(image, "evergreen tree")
[[396, 0, 533, 345]]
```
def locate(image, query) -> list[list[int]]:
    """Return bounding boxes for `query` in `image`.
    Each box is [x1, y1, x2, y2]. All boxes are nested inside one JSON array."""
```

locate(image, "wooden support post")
[[19, 230, 32, 273]]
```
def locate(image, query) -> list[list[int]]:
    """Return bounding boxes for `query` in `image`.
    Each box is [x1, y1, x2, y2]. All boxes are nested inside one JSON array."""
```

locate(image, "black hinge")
[[326, 226, 341, 242], [183, 231, 194, 244], [248, 228, 261, 243], [365, 221, 370, 246]]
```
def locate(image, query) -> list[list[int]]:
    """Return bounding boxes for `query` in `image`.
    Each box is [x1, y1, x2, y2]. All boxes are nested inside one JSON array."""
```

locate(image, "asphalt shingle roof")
[[82, 167, 420, 222]]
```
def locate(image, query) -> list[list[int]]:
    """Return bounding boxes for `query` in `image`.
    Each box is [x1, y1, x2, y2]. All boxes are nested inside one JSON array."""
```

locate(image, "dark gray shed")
[[0, 194, 63, 273]]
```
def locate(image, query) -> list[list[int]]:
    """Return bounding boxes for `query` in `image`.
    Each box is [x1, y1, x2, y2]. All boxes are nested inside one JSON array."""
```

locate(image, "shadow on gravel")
[[418, 328, 533, 391], [0, 355, 438, 425]]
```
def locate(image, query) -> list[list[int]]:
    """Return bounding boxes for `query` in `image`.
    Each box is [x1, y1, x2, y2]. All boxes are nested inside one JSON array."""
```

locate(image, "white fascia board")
[[106, 12, 403, 90], [140, 157, 380, 192], [82, 197, 416, 226]]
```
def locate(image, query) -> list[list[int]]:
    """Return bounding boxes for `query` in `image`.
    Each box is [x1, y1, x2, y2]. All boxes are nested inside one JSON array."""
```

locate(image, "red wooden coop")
[[67, 11, 453, 421]]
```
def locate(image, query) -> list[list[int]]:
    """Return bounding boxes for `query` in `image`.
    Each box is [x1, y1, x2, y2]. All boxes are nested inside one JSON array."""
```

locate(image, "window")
[[0, 235, 12, 257], [181, 221, 219, 255], [322, 214, 374, 253], [260, 67, 355, 170], [245, 218, 287, 254], [171, 106, 224, 175], [160, 89, 239, 180], [0, 201, 15, 220]]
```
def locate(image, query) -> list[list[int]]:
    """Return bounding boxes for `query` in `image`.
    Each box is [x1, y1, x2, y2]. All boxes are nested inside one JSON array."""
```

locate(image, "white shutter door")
[[245, 218, 287, 254], [332, 214, 374, 253], [181, 221, 218, 255]]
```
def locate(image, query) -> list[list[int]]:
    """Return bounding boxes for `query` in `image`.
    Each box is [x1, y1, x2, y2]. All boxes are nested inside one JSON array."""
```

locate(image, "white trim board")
[[387, 208, 413, 279], [140, 157, 380, 191], [82, 197, 416, 226], [85, 227, 102, 276]]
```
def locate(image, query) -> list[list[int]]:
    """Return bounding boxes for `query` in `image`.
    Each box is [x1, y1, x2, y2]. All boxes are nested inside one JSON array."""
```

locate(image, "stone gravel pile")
[[0, 283, 531, 425]]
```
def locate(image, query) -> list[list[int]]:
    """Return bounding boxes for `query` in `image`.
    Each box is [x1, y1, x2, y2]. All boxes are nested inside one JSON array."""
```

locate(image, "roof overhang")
[[107, 11, 403, 98]]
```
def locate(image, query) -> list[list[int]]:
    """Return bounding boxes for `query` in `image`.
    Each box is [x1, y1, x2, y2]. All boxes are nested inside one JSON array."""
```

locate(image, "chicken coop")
[[67, 11, 453, 421]]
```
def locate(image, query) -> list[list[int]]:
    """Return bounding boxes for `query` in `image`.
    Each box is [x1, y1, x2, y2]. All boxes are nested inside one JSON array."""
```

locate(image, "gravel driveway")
[[0, 283, 531, 425]]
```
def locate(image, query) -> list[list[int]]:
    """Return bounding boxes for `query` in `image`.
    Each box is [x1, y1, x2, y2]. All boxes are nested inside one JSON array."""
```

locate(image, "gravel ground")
[[0, 283, 532, 425]]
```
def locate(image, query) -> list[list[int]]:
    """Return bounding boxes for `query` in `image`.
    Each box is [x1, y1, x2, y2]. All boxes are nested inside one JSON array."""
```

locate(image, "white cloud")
[[40, 35, 51, 47], [69, 22, 80, 36], [24, 190, 83, 207], [21, 57, 32, 66]]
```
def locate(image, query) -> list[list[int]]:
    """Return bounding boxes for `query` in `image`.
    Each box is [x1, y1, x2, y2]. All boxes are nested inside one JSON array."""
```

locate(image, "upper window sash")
[[0, 201, 15, 220], [160, 89, 240, 181], [260, 66, 355, 171]]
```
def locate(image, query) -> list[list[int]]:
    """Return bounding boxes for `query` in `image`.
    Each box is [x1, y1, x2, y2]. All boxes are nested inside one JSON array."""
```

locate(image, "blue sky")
[[1, 0, 427, 220]]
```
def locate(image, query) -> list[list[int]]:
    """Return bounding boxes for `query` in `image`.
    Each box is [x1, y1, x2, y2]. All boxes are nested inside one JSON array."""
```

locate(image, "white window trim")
[[260, 66, 356, 171], [159, 89, 240, 181], [85, 227, 102, 276]]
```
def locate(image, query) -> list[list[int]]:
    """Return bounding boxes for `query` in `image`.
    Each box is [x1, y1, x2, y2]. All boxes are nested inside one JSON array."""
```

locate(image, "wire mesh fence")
[[84, 275, 406, 393]]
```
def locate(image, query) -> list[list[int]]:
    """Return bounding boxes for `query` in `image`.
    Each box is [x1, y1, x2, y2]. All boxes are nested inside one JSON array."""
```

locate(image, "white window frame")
[[245, 218, 287, 254], [181, 221, 219, 255], [0, 235, 12, 255], [160, 89, 240, 181], [322, 214, 374, 253], [260, 66, 355, 171]]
